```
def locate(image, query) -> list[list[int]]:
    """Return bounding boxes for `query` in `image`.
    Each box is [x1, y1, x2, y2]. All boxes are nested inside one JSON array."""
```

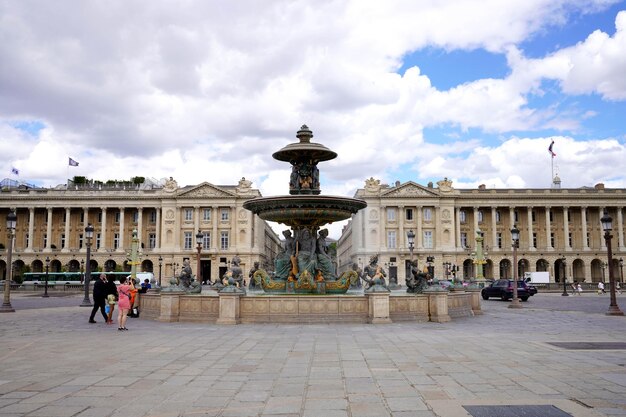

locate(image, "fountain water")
[[244, 125, 367, 294]]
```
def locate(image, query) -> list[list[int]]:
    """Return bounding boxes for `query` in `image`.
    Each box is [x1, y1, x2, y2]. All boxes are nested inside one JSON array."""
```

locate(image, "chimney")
[[478, 184, 486, 190], [595, 183, 605, 190]]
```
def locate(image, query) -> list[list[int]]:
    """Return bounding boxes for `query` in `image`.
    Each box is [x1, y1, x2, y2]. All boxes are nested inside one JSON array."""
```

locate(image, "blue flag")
[[69, 157, 79, 167]]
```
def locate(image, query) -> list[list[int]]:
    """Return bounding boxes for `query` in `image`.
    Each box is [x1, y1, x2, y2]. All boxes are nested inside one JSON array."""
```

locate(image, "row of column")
[[23, 207, 161, 253]]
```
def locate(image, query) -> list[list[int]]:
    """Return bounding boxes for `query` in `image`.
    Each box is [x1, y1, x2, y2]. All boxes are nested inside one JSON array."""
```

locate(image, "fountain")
[[243, 125, 367, 294]]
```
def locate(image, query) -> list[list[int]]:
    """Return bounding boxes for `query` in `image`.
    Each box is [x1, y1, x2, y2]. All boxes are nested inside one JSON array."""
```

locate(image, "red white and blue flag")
[[548, 140, 556, 157], [68, 157, 79, 167]]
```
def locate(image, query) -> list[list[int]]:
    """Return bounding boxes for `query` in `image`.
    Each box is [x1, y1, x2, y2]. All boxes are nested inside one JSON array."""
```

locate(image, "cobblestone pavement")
[[0, 292, 625, 417]]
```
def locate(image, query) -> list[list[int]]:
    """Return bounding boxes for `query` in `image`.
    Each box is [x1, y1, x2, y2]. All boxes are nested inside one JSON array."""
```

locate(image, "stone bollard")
[[217, 281, 244, 325], [465, 287, 483, 315], [365, 281, 391, 324], [157, 292, 182, 322]]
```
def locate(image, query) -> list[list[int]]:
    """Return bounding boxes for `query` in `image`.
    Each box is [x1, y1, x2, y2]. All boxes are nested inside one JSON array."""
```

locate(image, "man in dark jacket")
[[89, 274, 109, 323]]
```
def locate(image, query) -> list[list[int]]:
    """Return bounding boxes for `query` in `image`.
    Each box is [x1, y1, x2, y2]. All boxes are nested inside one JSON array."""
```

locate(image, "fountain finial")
[[296, 125, 313, 143]]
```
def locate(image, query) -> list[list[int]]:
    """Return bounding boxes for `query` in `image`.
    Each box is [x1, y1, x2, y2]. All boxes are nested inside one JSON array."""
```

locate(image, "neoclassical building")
[[0, 177, 282, 284], [337, 177, 626, 286]]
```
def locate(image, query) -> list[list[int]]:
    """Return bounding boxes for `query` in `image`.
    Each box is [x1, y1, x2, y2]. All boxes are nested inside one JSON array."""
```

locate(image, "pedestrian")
[[598, 281, 605, 295], [617, 281, 622, 295], [116, 276, 134, 331], [105, 274, 118, 325], [571, 281, 577, 295], [139, 278, 151, 294], [88, 274, 109, 323], [128, 278, 139, 317], [577, 283, 583, 295]]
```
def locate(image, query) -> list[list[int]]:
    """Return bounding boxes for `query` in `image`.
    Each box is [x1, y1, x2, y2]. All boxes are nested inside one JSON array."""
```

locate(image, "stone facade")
[[337, 178, 626, 286], [0, 178, 282, 285]]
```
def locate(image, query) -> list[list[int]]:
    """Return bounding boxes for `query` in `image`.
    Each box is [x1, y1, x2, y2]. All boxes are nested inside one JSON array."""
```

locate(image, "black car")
[[481, 279, 530, 301], [521, 280, 538, 296]]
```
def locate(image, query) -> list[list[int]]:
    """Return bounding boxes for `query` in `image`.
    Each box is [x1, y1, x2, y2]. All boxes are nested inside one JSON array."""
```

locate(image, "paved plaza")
[[1, 292, 626, 417]]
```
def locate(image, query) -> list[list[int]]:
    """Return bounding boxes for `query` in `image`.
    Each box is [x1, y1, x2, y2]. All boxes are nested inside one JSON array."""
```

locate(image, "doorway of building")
[[201, 260, 212, 284]]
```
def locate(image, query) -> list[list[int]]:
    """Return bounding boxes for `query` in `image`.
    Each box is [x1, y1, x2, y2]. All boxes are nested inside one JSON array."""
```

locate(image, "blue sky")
[[1, 1, 626, 237]]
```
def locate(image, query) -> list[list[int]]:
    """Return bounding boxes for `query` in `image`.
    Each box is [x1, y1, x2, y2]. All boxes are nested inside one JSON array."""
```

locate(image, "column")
[[46, 207, 53, 250], [509, 207, 515, 248], [618, 207, 625, 251], [455, 207, 461, 248], [563, 207, 571, 250], [599, 207, 606, 249], [118, 207, 125, 251], [416, 207, 423, 250], [491, 207, 497, 251], [581, 207, 588, 250], [398, 205, 404, 250], [473, 207, 479, 235], [26, 207, 35, 252], [545, 207, 552, 250], [527, 207, 534, 250], [212, 206, 218, 251], [194, 206, 200, 236], [433, 206, 439, 251], [381, 206, 387, 249], [137, 208, 143, 247], [63, 207, 71, 252], [100, 207, 108, 252], [155, 208, 161, 249]]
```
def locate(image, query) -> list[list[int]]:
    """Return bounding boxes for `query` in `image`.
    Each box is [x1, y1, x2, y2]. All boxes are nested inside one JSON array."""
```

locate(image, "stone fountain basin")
[[243, 195, 367, 226]]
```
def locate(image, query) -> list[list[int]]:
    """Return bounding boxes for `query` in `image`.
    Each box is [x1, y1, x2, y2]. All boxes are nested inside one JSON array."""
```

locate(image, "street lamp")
[[196, 230, 203, 283], [0, 210, 17, 313], [600, 209, 623, 316], [158, 255, 163, 287], [43, 256, 50, 298], [561, 257, 568, 297], [80, 259, 85, 283], [80, 223, 94, 307], [407, 229, 415, 284], [509, 224, 522, 309]]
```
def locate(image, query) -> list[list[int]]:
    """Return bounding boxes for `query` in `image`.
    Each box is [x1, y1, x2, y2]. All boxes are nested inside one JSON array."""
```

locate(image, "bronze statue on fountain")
[[244, 125, 366, 294]]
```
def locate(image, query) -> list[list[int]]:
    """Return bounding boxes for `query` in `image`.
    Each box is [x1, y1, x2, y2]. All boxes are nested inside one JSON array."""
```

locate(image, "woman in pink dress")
[[116, 276, 134, 331]]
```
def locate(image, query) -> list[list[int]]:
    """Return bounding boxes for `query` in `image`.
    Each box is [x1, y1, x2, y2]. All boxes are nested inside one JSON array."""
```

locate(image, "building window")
[[423, 231, 433, 249], [405, 208, 413, 221], [220, 231, 229, 249], [550, 232, 555, 247], [387, 208, 396, 222], [477, 210, 483, 223], [221, 209, 229, 221], [424, 208, 432, 222], [61, 234, 66, 249], [113, 233, 119, 250], [148, 233, 156, 249], [149, 210, 157, 223], [79, 234, 84, 249], [98, 212, 102, 223], [202, 208, 211, 221], [514, 210, 519, 222], [25, 233, 29, 248], [132, 211, 139, 223], [96, 233, 101, 249], [115, 212, 120, 223], [43, 233, 47, 248], [184, 208, 193, 221], [586, 232, 590, 247], [549, 210, 553, 222], [533, 233, 537, 248], [387, 231, 396, 248], [203, 232, 211, 249], [497, 232, 502, 249], [459, 210, 466, 223], [63, 211, 67, 223], [568, 232, 573, 247], [460, 232, 467, 248], [496, 210, 501, 223], [532, 210, 536, 222], [184, 232, 192, 250], [80, 212, 85, 223]]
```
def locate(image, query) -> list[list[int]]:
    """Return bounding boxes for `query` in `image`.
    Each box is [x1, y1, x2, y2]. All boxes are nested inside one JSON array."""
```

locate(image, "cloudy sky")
[[2, 1, 626, 237]]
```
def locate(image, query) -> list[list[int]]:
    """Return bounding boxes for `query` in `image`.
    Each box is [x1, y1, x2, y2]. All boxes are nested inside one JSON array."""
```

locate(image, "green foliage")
[[131, 176, 145, 184], [73, 176, 87, 184]]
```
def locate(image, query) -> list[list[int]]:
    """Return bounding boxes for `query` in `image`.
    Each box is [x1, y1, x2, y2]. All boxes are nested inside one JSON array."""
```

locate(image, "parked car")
[[521, 280, 538, 296], [481, 279, 530, 301]]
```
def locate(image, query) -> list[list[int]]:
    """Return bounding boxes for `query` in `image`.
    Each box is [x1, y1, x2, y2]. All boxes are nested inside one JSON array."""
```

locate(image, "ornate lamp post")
[[43, 256, 50, 298], [80, 224, 94, 307], [1, 210, 17, 313], [407, 230, 415, 263], [158, 255, 163, 287], [80, 259, 85, 283], [509, 225, 522, 309], [561, 257, 568, 297], [196, 230, 203, 283], [600, 209, 623, 316]]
